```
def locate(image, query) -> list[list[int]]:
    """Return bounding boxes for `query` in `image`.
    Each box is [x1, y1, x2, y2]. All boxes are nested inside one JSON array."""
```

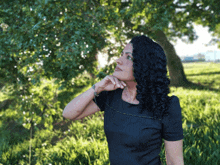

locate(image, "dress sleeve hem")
[[163, 135, 184, 141]]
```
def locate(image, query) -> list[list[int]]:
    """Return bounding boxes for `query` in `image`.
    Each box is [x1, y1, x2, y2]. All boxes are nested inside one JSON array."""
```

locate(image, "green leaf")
[[61, 63, 65, 69]]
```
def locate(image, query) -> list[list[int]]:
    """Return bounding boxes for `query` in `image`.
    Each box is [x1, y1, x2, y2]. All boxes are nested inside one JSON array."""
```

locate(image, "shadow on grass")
[[169, 80, 220, 93], [186, 71, 220, 77]]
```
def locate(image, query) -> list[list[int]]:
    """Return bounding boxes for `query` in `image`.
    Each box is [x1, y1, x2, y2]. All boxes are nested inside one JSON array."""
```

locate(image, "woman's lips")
[[115, 68, 122, 71]]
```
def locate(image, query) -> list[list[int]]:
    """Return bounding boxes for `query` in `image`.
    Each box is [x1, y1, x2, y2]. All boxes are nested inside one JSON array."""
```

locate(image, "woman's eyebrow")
[[122, 51, 132, 55]]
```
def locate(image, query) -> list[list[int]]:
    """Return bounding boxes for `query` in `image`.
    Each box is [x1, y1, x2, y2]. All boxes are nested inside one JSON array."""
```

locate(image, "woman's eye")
[[121, 53, 132, 60]]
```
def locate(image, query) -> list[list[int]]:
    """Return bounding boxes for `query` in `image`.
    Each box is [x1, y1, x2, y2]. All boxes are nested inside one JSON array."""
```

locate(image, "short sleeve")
[[92, 90, 108, 112], [161, 96, 184, 141]]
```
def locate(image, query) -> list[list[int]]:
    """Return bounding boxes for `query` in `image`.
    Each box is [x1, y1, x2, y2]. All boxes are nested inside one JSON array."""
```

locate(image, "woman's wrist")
[[94, 83, 103, 95]]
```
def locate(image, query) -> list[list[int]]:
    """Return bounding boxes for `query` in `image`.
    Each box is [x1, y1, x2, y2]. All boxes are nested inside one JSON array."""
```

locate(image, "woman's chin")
[[113, 71, 122, 79], [113, 71, 120, 76]]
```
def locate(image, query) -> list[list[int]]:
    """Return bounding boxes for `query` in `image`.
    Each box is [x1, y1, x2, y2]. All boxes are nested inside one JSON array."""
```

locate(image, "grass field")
[[0, 62, 220, 164]]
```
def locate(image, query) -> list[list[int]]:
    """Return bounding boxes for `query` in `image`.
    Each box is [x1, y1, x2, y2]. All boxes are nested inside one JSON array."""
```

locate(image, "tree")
[[1, 0, 219, 89], [0, 0, 218, 131], [196, 0, 220, 48], [0, 0, 121, 131], [112, 0, 219, 87]]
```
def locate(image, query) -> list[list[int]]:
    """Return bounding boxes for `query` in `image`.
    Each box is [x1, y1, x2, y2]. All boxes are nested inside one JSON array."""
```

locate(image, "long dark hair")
[[130, 35, 171, 120]]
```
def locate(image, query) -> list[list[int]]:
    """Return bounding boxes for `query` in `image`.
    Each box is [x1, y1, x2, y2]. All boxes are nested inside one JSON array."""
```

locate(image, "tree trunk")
[[154, 30, 190, 87]]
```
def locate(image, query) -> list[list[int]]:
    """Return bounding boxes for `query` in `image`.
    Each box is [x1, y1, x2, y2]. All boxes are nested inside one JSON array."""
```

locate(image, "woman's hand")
[[96, 75, 126, 92]]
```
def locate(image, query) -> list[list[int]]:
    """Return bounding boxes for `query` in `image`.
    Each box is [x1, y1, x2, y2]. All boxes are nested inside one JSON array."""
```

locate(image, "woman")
[[63, 35, 184, 164], [92, 35, 184, 164]]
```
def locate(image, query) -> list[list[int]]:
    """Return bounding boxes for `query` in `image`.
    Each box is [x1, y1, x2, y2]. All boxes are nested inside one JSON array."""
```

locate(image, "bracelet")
[[92, 84, 99, 104], [92, 84, 99, 97]]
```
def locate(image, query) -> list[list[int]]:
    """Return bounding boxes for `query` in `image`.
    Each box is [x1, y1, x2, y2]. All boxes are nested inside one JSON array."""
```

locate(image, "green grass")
[[0, 61, 220, 164]]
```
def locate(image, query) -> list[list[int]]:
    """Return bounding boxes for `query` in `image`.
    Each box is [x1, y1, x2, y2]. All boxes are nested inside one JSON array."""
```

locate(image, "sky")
[[97, 24, 220, 69], [171, 25, 219, 57]]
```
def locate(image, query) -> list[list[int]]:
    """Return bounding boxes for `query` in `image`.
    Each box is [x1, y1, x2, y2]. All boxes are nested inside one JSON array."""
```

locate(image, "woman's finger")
[[115, 77, 123, 88]]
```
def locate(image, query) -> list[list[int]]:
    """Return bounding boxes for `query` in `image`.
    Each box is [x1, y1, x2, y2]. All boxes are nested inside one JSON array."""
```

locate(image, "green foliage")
[[209, 23, 220, 48], [0, 0, 118, 146], [0, 0, 118, 89]]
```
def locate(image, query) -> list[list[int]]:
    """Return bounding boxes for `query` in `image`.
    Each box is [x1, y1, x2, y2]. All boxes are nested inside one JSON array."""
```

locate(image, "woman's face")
[[113, 43, 136, 82]]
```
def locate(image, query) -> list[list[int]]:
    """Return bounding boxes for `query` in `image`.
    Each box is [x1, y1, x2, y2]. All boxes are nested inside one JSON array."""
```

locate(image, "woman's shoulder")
[[168, 95, 181, 112], [169, 95, 180, 101]]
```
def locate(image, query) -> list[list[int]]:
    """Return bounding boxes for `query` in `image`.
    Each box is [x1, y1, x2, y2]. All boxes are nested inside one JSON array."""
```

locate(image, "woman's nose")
[[116, 56, 123, 63], [116, 58, 121, 63]]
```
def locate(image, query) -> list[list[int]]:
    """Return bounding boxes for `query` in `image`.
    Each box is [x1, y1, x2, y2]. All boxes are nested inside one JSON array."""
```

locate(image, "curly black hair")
[[130, 35, 171, 120]]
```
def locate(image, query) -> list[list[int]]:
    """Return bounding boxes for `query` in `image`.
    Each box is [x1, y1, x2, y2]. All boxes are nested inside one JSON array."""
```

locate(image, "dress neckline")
[[120, 88, 140, 105]]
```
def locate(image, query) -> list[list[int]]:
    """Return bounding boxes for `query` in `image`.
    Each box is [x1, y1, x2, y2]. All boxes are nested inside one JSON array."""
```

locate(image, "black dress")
[[93, 88, 184, 165]]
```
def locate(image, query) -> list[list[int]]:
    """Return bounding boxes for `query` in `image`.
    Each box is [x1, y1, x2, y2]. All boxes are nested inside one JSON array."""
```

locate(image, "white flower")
[[56, 42, 61, 47], [42, 143, 47, 146]]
